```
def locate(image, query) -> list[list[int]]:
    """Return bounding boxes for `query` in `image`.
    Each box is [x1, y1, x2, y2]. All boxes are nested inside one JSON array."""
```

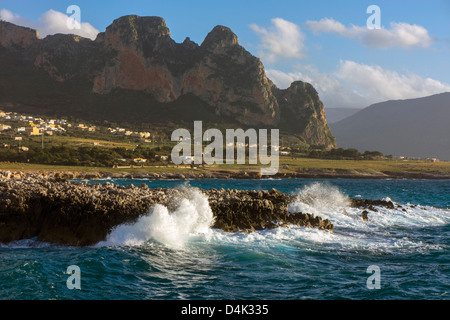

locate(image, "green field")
[[1, 156, 448, 178], [1, 117, 448, 178]]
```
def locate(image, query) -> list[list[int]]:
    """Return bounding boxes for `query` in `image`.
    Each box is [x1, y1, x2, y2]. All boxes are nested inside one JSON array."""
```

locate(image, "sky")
[[1, 0, 450, 109]]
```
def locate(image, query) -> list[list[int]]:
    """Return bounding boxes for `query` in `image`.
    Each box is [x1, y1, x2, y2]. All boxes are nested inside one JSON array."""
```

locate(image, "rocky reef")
[[207, 187, 333, 233], [0, 170, 407, 247], [0, 16, 336, 148], [0, 171, 338, 246]]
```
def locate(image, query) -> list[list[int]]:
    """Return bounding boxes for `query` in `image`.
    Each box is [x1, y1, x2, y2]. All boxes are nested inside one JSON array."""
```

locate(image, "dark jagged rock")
[[361, 210, 369, 221], [205, 188, 333, 233], [0, 170, 413, 247], [1, 172, 411, 246], [349, 198, 395, 210], [350, 198, 403, 222], [0, 172, 333, 246]]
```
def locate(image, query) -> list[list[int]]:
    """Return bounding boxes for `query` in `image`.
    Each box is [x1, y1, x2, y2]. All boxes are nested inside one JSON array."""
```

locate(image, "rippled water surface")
[[1, 179, 449, 300]]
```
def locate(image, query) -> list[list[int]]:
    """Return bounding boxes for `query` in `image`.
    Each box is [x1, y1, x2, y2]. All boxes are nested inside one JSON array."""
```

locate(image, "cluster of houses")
[[74, 123, 97, 132], [0, 111, 157, 162], [0, 111, 67, 136], [394, 156, 440, 162], [107, 127, 152, 142], [0, 112, 152, 142]]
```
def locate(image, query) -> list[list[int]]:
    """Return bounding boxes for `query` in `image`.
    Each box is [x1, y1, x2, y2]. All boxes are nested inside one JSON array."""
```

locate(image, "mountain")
[[0, 16, 336, 148], [325, 108, 362, 123], [330, 93, 450, 160]]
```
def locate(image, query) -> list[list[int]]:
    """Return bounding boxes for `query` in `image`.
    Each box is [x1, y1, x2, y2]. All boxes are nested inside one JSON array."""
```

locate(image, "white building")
[[0, 124, 11, 131]]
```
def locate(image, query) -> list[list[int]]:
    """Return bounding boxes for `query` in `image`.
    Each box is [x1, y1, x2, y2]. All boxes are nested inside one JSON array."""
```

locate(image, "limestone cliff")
[[91, 16, 279, 126], [0, 16, 336, 147], [0, 20, 40, 48], [275, 81, 336, 148]]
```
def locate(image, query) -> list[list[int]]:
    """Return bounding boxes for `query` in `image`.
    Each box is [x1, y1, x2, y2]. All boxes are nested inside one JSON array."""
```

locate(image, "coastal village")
[[0, 110, 442, 165], [0, 110, 158, 165], [0, 111, 151, 141]]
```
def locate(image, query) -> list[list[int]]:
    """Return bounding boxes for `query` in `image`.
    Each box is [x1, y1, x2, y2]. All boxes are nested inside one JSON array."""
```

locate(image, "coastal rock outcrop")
[[206, 187, 333, 233]]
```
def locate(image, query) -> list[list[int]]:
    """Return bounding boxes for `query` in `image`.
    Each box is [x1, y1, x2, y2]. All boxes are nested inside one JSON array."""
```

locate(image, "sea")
[[0, 178, 449, 301]]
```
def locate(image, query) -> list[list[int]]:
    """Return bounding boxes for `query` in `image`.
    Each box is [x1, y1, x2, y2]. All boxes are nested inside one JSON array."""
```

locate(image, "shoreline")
[[0, 172, 333, 246], [1, 158, 449, 180], [0, 168, 449, 180], [0, 171, 402, 246]]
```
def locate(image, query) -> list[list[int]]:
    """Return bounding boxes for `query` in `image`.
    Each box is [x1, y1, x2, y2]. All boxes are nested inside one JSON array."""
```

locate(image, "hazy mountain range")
[[330, 92, 450, 160], [325, 108, 362, 124]]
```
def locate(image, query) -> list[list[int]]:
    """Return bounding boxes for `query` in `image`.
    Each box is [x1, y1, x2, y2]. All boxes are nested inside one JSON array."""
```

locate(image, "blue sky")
[[1, 0, 450, 109]]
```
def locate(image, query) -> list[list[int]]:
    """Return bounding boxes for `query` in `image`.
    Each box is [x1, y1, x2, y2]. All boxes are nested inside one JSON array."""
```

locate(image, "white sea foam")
[[287, 182, 450, 229], [5, 182, 447, 254], [288, 182, 360, 228], [97, 189, 215, 248], [204, 182, 450, 254], [96, 181, 449, 254], [0, 238, 56, 249]]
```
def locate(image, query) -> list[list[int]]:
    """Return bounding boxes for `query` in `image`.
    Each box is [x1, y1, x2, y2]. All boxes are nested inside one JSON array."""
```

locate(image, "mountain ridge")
[[0, 16, 336, 148], [330, 92, 450, 160]]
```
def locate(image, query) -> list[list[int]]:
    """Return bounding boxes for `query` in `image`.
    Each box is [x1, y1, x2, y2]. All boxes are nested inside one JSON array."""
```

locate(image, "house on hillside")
[[133, 158, 147, 164], [139, 132, 151, 138], [0, 124, 11, 131], [27, 127, 40, 136]]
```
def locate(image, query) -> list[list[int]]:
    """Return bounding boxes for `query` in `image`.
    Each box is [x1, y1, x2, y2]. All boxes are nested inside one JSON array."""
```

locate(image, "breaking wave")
[[95, 182, 449, 255], [97, 189, 215, 248]]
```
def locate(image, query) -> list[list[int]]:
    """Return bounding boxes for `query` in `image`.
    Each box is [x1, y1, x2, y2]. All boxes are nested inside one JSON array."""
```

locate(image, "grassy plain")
[[1, 156, 448, 178]]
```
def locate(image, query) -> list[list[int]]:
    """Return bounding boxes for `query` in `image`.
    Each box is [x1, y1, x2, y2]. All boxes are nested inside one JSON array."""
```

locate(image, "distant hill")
[[0, 16, 336, 148], [325, 108, 361, 123], [330, 93, 450, 160]]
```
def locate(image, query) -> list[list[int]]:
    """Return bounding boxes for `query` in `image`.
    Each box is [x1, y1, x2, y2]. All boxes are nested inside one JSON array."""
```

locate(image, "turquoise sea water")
[[0, 179, 449, 300]]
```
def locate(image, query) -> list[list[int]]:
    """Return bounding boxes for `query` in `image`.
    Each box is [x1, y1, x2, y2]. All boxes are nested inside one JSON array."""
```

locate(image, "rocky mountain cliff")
[[0, 15, 336, 148]]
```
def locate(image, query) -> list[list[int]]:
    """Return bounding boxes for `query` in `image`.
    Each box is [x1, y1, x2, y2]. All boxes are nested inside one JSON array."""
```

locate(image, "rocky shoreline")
[[2, 167, 449, 181], [0, 171, 402, 246]]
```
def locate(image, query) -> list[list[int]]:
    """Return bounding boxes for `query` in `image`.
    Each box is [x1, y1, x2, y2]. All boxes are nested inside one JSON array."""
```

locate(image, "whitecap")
[[97, 188, 215, 249]]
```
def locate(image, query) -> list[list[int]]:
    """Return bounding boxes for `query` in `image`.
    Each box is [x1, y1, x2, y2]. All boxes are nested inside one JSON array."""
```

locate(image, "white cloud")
[[267, 61, 450, 109], [305, 18, 348, 35], [305, 18, 433, 49], [335, 60, 450, 102], [267, 66, 367, 109], [0, 8, 99, 40], [250, 18, 306, 62], [0, 8, 32, 27]]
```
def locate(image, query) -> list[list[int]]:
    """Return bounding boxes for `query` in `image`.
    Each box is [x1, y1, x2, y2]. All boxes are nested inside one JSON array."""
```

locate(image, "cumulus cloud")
[[267, 61, 450, 109], [335, 60, 450, 101], [305, 18, 433, 49], [267, 66, 367, 109], [0, 8, 99, 40], [250, 18, 306, 62]]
